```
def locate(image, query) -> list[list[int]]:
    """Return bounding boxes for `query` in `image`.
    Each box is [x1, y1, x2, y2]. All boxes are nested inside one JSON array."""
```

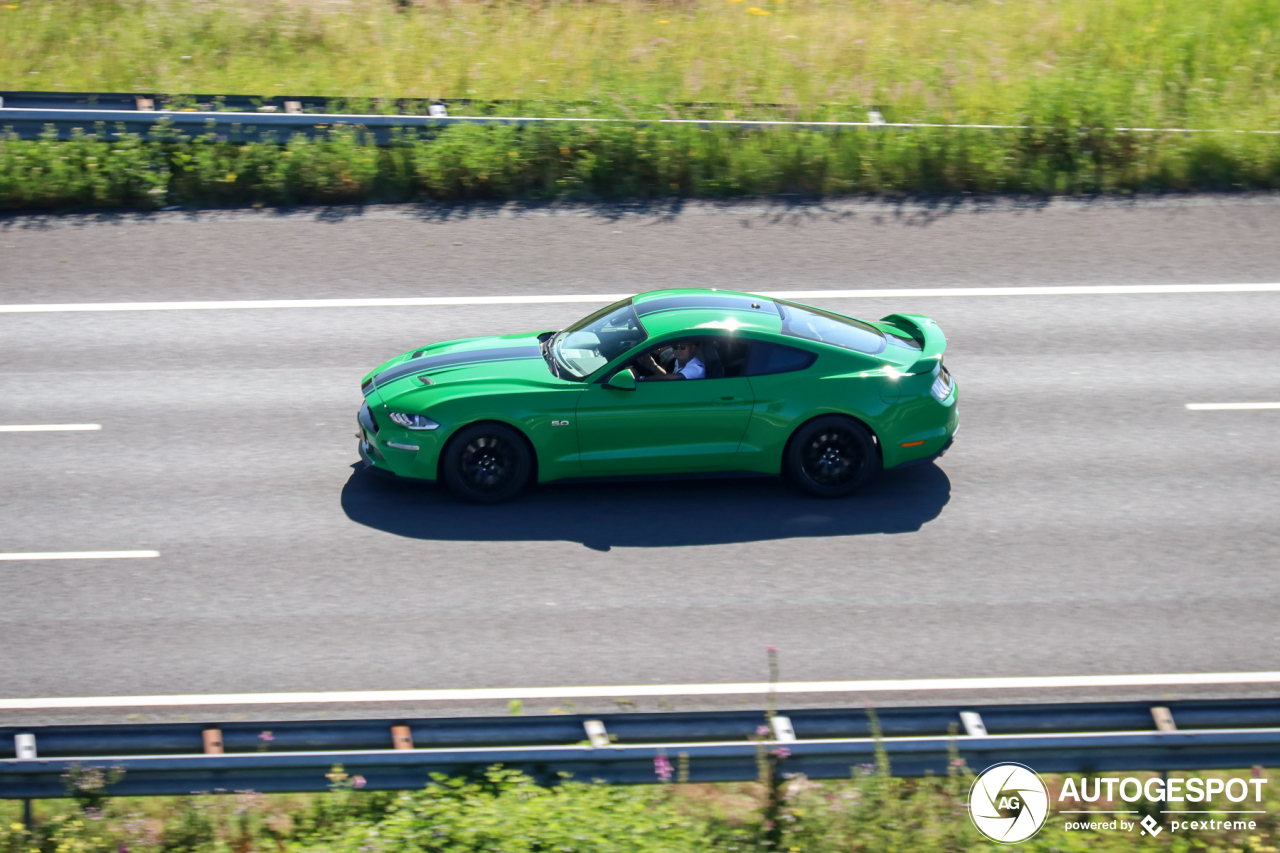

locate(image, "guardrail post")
[[22, 798, 32, 829], [770, 716, 797, 742], [583, 720, 610, 747], [960, 711, 989, 737], [14, 733, 36, 759], [202, 728, 224, 754], [391, 725, 414, 750], [1151, 707, 1177, 732]]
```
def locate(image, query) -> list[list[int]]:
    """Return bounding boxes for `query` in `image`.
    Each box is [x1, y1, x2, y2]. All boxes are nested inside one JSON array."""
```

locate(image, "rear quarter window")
[[776, 300, 887, 356], [745, 342, 818, 376]]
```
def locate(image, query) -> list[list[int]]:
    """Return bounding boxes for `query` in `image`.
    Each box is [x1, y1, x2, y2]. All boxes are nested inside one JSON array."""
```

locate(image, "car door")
[[575, 341, 755, 474]]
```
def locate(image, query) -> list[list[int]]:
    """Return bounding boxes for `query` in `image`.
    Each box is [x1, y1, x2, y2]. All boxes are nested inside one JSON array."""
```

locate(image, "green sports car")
[[358, 289, 957, 503]]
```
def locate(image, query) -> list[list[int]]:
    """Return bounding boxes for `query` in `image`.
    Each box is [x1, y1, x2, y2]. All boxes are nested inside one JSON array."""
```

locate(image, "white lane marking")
[[1186, 402, 1280, 410], [3, 671, 1279, 709], [0, 551, 159, 561], [0, 424, 101, 432], [1, 283, 1279, 314]]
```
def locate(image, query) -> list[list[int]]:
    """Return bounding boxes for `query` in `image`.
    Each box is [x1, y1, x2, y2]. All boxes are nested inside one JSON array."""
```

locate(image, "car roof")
[[632, 289, 783, 338]]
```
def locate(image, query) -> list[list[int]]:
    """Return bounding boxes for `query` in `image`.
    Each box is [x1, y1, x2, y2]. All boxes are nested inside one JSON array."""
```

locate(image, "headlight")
[[930, 366, 953, 402], [388, 412, 440, 431]]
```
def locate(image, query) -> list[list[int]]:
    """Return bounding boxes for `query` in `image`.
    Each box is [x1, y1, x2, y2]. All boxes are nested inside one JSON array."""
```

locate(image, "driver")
[[638, 340, 705, 381]]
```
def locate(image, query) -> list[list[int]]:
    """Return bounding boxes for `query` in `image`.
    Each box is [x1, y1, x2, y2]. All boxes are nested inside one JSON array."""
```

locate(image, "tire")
[[441, 423, 533, 504], [785, 415, 881, 498]]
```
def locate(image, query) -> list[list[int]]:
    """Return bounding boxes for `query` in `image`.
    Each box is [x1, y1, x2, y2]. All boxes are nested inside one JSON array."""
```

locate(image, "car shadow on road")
[[340, 463, 950, 551]]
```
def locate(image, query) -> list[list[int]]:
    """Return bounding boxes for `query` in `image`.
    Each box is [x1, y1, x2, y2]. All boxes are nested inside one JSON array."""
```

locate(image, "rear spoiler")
[[880, 313, 946, 374]]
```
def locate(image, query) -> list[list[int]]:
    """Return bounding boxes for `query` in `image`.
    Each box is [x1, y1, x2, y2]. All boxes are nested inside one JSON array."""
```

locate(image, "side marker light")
[[901, 440, 926, 447]]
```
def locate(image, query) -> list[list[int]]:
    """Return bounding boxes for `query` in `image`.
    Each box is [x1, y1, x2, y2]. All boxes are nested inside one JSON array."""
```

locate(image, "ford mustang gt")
[[358, 289, 957, 503]]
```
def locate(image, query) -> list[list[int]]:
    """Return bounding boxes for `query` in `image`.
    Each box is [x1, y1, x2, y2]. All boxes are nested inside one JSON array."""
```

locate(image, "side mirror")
[[605, 368, 637, 390]]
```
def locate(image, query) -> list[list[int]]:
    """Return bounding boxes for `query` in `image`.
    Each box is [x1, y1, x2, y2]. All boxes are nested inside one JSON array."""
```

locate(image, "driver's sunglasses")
[[672, 343, 695, 351]]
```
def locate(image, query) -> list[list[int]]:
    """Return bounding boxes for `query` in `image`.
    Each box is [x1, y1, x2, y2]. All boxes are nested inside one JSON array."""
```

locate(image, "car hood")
[[361, 332, 562, 404]]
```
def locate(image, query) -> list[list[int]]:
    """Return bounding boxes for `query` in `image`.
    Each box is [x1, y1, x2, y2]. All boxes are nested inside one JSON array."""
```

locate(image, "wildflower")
[[224, 172, 237, 182], [10, 824, 24, 832], [352, 776, 367, 789], [654, 755, 674, 781], [747, 7, 771, 13], [772, 747, 792, 759], [757, 725, 771, 736], [766, 645, 778, 652], [259, 731, 274, 742], [950, 759, 965, 767], [657, 18, 669, 23]]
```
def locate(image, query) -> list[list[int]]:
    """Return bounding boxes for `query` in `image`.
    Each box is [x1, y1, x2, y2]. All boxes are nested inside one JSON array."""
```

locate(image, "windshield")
[[551, 298, 648, 379], [776, 299, 887, 356]]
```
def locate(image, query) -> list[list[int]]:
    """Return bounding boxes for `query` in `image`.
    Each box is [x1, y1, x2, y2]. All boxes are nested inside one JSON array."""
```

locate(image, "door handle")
[[716, 396, 746, 403]]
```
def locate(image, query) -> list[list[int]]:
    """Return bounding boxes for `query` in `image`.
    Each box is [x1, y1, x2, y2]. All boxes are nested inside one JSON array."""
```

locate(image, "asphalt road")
[[2, 196, 1279, 725]]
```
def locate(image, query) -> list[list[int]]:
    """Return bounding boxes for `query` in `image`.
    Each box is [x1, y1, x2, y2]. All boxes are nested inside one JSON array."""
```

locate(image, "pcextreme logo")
[[969, 763, 1051, 843]]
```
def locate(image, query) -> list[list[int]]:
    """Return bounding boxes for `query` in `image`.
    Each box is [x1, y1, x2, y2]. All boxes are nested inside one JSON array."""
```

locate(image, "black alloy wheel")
[[442, 423, 533, 504], [786, 415, 881, 498]]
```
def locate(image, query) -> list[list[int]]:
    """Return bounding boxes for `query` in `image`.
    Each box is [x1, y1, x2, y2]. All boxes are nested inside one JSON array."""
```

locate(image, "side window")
[[745, 342, 818, 377], [622, 337, 753, 380]]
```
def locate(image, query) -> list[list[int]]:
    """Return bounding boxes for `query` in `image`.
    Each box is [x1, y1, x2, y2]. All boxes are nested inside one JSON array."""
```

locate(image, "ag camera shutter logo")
[[969, 762, 1051, 843]]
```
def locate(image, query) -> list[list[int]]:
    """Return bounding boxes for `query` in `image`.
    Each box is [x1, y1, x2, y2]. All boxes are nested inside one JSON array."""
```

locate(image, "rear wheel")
[[441, 423, 532, 504], [785, 416, 881, 498]]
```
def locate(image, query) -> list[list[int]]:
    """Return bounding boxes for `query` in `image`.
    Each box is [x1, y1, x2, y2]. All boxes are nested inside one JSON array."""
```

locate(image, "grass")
[[1, 0, 1279, 129], [4, 121, 1280, 210], [2, 0, 1279, 209], [2, 764, 1279, 853]]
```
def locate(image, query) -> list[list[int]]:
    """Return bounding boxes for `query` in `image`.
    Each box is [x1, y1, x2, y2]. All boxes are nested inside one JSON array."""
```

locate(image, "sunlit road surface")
[[2, 196, 1278, 725]]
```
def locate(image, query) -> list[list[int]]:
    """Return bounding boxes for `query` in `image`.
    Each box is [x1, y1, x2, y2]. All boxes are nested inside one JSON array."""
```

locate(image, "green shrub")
[[4, 122, 1280, 211]]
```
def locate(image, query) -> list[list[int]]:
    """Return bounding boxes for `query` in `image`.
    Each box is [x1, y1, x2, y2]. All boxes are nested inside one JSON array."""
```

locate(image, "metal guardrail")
[[5, 729, 1280, 798], [4, 698, 1280, 797], [3, 90, 1276, 143]]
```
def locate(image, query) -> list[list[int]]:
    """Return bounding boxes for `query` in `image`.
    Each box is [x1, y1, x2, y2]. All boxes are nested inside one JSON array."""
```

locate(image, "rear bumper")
[[895, 429, 956, 469]]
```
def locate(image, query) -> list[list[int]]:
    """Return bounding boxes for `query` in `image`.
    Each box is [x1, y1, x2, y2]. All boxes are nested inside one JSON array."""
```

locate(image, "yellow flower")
[[3, 5, 19, 9], [10, 824, 25, 832], [747, 6, 771, 13], [224, 172, 237, 182], [657, 19, 669, 23]]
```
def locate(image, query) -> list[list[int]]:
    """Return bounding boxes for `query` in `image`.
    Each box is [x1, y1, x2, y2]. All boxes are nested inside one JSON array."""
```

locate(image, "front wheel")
[[441, 423, 532, 504], [785, 416, 881, 498]]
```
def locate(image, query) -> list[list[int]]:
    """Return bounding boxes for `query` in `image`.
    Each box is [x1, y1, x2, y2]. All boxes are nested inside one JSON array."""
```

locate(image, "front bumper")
[[357, 401, 440, 479], [357, 403, 386, 465]]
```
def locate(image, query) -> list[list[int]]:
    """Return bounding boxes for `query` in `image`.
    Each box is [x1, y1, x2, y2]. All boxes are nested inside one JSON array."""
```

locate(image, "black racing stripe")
[[635, 294, 779, 317], [373, 345, 542, 388]]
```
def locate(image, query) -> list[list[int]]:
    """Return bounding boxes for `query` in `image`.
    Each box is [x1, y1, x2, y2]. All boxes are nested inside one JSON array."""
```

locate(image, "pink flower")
[[756, 725, 771, 736], [654, 755, 674, 781], [766, 645, 778, 652], [258, 731, 274, 742], [771, 747, 791, 759], [352, 776, 367, 789]]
